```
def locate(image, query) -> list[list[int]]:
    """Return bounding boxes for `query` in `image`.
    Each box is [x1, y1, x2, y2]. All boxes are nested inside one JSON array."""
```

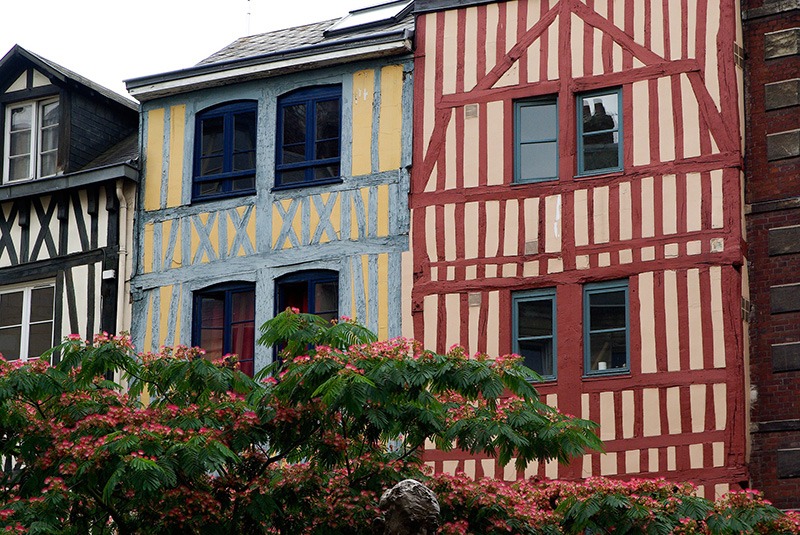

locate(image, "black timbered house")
[[0, 46, 138, 362]]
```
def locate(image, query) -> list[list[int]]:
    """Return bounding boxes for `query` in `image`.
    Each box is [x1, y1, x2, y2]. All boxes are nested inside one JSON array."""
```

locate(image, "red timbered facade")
[[409, 0, 748, 497]]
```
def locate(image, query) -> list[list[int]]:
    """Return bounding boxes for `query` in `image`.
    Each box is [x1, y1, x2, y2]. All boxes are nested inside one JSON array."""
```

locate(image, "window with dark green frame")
[[276, 86, 341, 189], [584, 280, 629, 375], [514, 98, 558, 183], [193, 101, 257, 201], [512, 288, 556, 380], [577, 88, 622, 175]]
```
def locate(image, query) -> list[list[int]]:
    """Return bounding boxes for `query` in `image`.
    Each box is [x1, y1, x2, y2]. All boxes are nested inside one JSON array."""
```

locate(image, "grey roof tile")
[[197, 13, 413, 67], [79, 133, 139, 171]]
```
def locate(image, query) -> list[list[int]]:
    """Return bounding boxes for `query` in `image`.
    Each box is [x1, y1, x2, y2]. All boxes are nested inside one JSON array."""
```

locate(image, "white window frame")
[[0, 281, 56, 362], [3, 97, 59, 183]]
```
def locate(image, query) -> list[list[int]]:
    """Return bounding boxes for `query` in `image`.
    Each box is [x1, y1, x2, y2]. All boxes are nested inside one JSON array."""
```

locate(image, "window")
[[584, 280, 629, 375], [3, 98, 59, 183], [0, 282, 55, 361], [276, 86, 341, 188], [193, 101, 257, 201], [275, 270, 339, 322], [514, 98, 558, 183], [577, 89, 622, 175], [192, 283, 256, 376], [512, 289, 556, 379]]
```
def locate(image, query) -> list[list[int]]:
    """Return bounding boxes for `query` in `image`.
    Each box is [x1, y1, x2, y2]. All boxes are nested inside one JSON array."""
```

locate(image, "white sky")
[[1, 0, 377, 99]]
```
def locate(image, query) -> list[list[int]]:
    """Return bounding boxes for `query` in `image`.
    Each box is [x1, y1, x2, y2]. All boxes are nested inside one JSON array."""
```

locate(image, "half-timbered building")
[[409, 0, 749, 497], [0, 46, 138, 361], [124, 2, 414, 374]]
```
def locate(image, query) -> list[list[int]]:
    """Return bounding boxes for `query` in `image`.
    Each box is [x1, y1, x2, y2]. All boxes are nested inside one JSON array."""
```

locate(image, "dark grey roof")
[[79, 133, 139, 172], [197, 13, 414, 67], [0, 45, 138, 111]]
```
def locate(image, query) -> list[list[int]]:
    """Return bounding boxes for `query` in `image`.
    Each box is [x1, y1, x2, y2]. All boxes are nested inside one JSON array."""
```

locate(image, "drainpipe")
[[115, 179, 129, 335]]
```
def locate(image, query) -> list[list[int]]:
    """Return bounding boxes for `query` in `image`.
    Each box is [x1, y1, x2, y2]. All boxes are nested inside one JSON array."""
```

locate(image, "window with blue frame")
[[193, 101, 257, 201], [512, 288, 556, 380], [275, 270, 339, 322], [514, 98, 558, 183], [584, 280, 629, 375], [275, 86, 341, 188], [577, 89, 622, 176], [192, 283, 256, 376]]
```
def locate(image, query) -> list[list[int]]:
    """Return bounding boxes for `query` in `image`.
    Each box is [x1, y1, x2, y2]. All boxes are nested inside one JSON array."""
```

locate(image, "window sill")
[[191, 189, 257, 204], [511, 177, 559, 186], [582, 369, 630, 380], [574, 168, 624, 180], [271, 177, 343, 192]]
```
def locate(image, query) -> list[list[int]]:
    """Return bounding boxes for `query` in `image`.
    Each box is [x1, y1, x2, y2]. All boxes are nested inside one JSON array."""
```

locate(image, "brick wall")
[[743, 0, 800, 509]]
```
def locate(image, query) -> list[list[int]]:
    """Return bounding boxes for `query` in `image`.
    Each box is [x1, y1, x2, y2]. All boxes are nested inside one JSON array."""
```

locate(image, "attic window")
[[3, 97, 59, 183], [324, 0, 413, 36]]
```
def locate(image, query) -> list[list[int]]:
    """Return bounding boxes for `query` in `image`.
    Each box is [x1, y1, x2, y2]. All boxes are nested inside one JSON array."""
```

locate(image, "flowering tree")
[[0, 312, 797, 534]]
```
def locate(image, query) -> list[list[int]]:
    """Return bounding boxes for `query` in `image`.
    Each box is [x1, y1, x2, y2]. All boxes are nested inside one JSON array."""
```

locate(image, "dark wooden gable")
[[0, 45, 138, 179]]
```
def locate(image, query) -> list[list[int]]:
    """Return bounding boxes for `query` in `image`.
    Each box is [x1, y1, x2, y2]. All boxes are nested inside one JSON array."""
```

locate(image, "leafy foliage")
[[0, 313, 796, 534]]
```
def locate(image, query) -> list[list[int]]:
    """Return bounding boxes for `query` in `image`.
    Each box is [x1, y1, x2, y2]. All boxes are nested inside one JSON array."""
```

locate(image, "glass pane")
[[201, 117, 224, 157], [519, 142, 558, 180], [41, 127, 58, 152], [40, 153, 57, 177], [28, 322, 53, 358], [517, 299, 553, 338], [282, 104, 306, 144], [582, 132, 619, 172], [233, 151, 255, 172], [519, 103, 557, 141], [0, 326, 21, 360], [232, 290, 255, 322], [278, 169, 306, 185], [200, 156, 223, 176], [282, 143, 306, 164], [518, 338, 553, 377], [199, 328, 223, 359], [0, 292, 23, 327], [30, 287, 54, 322], [10, 105, 32, 130], [41, 101, 59, 127], [313, 281, 338, 315], [589, 289, 626, 331], [315, 100, 340, 140], [279, 281, 308, 312], [315, 139, 339, 160], [201, 296, 224, 328], [10, 131, 31, 156], [231, 323, 255, 360], [232, 176, 255, 191], [199, 180, 222, 196], [9, 156, 31, 181], [581, 94, 618, 133], [588, 330, 627, 371], [233, 112, 256, 152], [314, 164, 339, 180], [318, 311, 337, 323]]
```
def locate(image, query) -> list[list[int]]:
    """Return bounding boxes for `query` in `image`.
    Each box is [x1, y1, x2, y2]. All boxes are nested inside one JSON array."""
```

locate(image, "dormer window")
[[3, 97, 59, 183]]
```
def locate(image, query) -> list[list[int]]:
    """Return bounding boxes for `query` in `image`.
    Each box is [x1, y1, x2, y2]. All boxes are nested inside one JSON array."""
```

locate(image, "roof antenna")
[[246, 0, 251, 35]]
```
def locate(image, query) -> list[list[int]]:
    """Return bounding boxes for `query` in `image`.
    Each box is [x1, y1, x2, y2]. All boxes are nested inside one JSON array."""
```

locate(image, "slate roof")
[[197, 12, 413, 67], [79, 133, 139, 172], [0, 45, 138, 110]]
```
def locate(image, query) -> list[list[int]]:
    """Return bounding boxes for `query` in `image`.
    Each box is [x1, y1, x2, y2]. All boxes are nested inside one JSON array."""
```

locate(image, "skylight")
[[324, 0, 413, 36]]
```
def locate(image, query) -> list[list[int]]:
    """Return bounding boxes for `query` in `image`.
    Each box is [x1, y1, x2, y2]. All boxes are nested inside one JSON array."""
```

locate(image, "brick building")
[[742, 0, 800, 509]]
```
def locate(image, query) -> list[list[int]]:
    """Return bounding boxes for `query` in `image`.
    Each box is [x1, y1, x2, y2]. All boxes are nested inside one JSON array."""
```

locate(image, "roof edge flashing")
[[127, 34, 413, 102]]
